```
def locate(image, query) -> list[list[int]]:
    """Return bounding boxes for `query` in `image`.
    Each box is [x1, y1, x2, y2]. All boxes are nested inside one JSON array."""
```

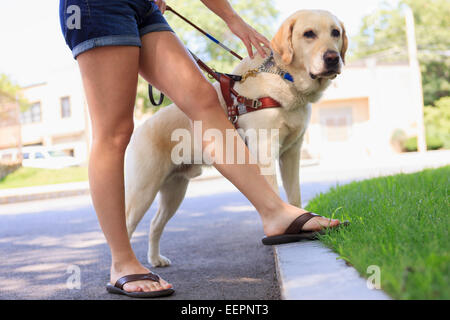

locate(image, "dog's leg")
[[279, 138, 303, 207], [125, 179, 163, 239], [124, 149, 168, 239], [245, 130, 280, 194], [148, 175, 189, 267]]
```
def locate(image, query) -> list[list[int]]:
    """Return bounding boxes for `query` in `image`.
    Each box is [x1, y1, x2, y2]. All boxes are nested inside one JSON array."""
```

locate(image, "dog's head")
[[271, 10, 348, 82]]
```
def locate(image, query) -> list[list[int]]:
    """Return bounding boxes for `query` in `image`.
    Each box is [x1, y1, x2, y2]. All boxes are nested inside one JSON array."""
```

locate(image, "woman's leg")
[[77, 46, 172, 293], [139, 31, 340, 235]]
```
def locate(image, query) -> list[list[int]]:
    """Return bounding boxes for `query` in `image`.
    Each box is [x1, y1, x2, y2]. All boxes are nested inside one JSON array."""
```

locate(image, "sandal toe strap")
[[115, 272, 160, 289], [285, 212, 320, 234]]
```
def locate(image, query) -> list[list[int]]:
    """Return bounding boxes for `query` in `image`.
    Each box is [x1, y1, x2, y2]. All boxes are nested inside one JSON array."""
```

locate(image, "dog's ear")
[[271, 18, 296, 65], [339, 20, 348, 64]]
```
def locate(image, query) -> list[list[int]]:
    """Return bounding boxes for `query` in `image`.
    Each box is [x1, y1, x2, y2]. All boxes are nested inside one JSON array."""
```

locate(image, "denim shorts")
[[59, 0, 174, 59]]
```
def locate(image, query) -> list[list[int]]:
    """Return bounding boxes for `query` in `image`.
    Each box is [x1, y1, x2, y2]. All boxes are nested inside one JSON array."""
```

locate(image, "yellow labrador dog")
[[125, 10, 348, 267]]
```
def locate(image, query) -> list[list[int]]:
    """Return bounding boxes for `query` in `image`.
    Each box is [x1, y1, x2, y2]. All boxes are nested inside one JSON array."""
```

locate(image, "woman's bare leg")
[[77, 46, 172, 293], [139, 32, 340, 235]]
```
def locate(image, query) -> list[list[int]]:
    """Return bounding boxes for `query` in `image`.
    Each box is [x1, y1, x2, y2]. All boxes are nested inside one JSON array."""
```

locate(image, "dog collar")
[[241, 51, 294, 83], [259, 51, 294, 82]]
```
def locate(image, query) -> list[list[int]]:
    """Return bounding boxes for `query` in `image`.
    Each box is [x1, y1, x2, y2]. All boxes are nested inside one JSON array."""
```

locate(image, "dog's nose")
[[323, 50, 339, 68]]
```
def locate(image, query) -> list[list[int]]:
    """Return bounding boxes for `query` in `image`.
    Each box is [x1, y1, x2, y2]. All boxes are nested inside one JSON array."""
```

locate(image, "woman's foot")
[[110, 259, 172, 293], [262, 203, 341, 237]]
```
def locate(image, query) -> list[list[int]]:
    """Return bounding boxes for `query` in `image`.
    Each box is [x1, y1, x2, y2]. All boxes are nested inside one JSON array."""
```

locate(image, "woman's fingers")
[[250, 35, 267, 58], [257, 34, 271, 49], [242, 37, 254, 59], [154, 0, 166, 14]]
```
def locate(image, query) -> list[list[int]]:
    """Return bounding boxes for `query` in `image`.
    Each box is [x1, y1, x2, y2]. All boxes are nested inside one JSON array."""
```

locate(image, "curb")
[[0, 182, 91, 205], [273, 241, 391, 300], [0, 172, 225, 205]]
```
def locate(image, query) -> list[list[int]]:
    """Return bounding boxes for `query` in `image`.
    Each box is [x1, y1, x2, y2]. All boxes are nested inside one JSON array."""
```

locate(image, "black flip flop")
[[106, 272, 174, 298], [262, 212, 349, 245]]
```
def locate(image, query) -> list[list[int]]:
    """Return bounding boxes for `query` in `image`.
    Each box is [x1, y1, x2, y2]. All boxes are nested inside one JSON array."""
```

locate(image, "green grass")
[[0, 166, 88, 189], [306, 166, 450, 300]]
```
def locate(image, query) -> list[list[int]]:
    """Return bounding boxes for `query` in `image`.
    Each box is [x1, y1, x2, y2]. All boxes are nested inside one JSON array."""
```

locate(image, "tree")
[[0, 74, 29, 161], [0, 74, 28, 110], [135, 0, 279, 115], [351, 0, 450, 105]]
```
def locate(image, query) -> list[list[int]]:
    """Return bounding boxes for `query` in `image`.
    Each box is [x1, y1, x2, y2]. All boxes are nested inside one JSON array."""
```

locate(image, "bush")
[[391, 129, 407, 152], [404, 136, 444, 152], [424, 97, 450, 149], [0, 163, 21, 181], [402, 96, 450, 152]]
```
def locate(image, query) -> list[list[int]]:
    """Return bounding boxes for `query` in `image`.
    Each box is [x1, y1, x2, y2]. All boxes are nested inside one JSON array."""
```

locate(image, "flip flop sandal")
[[261, 212, 349, 245], [106, 272, 175, 298]]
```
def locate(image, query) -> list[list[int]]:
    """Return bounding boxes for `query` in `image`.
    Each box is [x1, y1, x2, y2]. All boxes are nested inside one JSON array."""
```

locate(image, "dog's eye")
[[303, 30, 316, 39], [331, 29, 340, 37]]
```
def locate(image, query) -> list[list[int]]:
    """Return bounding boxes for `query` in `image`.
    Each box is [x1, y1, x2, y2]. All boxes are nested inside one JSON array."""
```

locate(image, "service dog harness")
[[148, 5, 295, 128]]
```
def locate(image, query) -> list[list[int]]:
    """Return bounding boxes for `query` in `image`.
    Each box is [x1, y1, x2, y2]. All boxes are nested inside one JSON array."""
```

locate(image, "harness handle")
[[148, 84, 164, 106]]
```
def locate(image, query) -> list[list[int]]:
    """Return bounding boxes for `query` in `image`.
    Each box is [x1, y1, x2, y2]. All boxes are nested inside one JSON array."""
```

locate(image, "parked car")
[[0, 147, 82, 169]]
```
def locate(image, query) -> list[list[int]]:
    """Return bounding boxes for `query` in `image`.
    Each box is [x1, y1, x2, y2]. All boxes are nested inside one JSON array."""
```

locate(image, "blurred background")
[[0, 0, 449, 188]]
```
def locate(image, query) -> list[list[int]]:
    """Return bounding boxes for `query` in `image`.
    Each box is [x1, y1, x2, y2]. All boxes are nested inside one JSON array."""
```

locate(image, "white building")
[[0, 67, 90, 163], [304, 59, 423, 160]]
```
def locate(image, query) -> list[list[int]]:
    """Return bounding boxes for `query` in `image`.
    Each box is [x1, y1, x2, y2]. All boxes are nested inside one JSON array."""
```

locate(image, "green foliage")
[[351, 0, 450, 105], [425, 97, 450, 149], [165, 0, 278, 72], [403, 96, 450, 151], [391, 129, 408, 152], [0, 74, 29, 111], [135, 0, 279, 115], [404, 136, 443, 152], [306, 166, 450, 299]]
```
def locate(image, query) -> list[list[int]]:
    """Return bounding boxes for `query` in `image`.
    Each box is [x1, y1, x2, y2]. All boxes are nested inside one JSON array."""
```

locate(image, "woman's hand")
[[154, 0, 167, 14], [226, 16, 271, 59]]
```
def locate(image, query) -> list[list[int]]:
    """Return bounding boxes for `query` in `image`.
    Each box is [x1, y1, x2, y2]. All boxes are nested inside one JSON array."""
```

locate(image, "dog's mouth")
[[310, 70, 340, 80]]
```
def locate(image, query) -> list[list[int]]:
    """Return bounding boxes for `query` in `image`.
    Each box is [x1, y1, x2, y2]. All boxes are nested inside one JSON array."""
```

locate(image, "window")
[[20, 102, 41, 124], [320, 107, 353, 142], [324, 117, 350, 142], [60, 96, 71, 118]]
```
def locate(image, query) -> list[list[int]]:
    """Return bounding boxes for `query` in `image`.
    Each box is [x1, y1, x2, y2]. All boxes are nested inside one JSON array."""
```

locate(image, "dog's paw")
[[149, 255, 171, 267]]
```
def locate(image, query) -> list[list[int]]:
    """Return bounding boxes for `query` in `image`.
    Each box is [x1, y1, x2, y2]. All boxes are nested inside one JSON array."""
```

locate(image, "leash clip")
[[228, 115, 238, 124]]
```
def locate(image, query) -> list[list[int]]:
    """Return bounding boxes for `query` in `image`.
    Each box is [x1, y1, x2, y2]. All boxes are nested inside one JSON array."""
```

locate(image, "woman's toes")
[[142, 283, 153, 292], [123, 283, 140, 292], [159, 279, 173, 289], [153, 282, 163, 291]]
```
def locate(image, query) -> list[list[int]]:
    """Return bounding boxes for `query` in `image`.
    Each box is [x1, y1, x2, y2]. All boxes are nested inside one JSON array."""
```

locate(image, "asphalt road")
[[0, 179, 284, 300]]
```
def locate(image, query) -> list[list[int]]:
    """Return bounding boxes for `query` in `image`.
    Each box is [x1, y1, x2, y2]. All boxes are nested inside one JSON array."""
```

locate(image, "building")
[[0, 67, 90, 164], [303, 59, 423, 160]]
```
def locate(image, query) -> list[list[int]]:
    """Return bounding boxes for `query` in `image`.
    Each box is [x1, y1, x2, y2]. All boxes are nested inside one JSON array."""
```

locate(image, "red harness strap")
[[193, 55, 281, 128], [227, 95, 281, 127], [219, 75, 281, 128]]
